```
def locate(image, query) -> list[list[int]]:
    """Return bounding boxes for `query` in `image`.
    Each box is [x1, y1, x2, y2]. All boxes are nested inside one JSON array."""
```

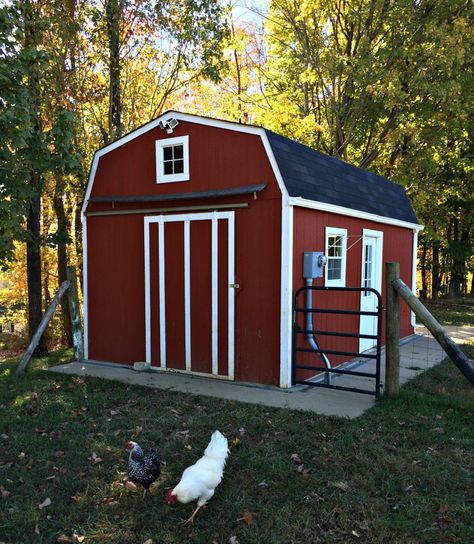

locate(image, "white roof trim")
[[289, 196, 424, 231], [81, 111, 289, 217]]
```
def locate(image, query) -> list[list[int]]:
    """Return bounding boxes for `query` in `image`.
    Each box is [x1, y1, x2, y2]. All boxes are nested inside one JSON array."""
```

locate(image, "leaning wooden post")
[[16, 281, 69, 376], [392, 277, 474, 386], [385, 262, 400, 396], [67, 266, 84, 361]]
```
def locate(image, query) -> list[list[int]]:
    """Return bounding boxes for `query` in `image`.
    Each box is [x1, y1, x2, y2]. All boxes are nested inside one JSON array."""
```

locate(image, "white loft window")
[[325, 227, 347, 287], [156, 135, 189, 183]]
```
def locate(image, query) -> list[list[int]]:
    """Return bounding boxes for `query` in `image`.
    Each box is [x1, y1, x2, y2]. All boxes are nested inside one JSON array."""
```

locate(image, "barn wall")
[[85, 121, 283, 385], [293, 207, 415, 370]]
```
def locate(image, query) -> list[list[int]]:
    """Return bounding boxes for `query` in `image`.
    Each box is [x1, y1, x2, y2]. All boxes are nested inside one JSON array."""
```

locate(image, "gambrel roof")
[[264, 129, 418, 225], [83, 110, 419, 227]]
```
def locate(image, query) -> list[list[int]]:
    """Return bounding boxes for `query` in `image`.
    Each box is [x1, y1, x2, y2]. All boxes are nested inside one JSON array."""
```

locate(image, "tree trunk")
[[432, 240, 440, 300], [420, 237, 428, 299], [449, 217, 463, 297], [23, 0, 47, 356], [54, 182, 73, 346], [26, 197, 47, 355], [105, 0, 123, 141]]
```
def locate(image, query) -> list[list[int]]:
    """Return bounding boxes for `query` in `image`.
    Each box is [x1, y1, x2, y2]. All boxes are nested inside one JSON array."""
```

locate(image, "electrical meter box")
[[303, 252, 327, 279]]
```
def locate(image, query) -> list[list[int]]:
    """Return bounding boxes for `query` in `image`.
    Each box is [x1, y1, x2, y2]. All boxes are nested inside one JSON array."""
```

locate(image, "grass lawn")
[[1, 347, 473, 544], [420, 297, 474, 327]]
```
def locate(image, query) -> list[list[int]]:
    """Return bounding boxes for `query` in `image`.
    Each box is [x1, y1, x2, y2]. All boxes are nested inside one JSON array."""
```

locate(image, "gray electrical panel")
[[303, 252, 327, 279]]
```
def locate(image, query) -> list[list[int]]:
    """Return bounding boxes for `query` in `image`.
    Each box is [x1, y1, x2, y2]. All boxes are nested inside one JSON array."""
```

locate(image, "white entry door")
[[359, 229, 383, 352]]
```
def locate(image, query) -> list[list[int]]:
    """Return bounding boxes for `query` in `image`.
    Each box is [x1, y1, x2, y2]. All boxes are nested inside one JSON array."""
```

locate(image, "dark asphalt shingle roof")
[[265, 129, 418, 224]]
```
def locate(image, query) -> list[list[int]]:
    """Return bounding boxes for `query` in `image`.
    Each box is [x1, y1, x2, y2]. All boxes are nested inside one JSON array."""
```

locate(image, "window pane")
[[173, 145, 183, 159], [164, 160, 173, 175], [327, 259, 341, 280], [163, 146, 173, 161], [328, 235, 342, 257], [173, 159, 184, 174]]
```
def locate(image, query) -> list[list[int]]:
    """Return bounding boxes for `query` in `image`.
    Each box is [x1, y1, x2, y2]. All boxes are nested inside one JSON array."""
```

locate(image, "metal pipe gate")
[[292, 286, 383, 398]]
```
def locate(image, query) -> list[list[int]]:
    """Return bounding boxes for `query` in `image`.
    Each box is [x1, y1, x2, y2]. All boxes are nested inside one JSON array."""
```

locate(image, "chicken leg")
[[184, 505, 202, 525]]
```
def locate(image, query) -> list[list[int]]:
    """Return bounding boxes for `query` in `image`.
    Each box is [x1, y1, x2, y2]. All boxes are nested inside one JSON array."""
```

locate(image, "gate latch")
[[230, 283, 240, 289]]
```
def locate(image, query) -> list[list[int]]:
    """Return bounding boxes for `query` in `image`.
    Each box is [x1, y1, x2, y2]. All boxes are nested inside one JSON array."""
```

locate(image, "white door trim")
[[211, 213, 219, 375], [359, 229, 383, 352], [184, 220, 191, 370], [158, 216, 166, 368], [144, 211, 235, 379]]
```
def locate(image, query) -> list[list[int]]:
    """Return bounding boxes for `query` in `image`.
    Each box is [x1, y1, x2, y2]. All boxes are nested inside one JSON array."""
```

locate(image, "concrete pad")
[[49, 360, 375, 418], [49, 325, 470, 419]]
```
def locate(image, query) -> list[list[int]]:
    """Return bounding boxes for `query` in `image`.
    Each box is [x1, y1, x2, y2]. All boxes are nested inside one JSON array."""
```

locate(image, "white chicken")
[[164, 430, 229, 524]]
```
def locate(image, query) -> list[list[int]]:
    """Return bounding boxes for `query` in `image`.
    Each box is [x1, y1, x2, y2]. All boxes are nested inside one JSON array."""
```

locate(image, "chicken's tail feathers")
[[204, 430, 229, 461]]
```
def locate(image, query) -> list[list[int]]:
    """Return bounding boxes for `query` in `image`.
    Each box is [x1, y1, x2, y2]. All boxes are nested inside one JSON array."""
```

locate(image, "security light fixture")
[[158, 117, 180, 134]]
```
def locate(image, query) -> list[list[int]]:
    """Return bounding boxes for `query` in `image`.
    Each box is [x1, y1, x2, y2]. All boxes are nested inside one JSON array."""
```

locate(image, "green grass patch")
[[420, 297, 474, 327], [0, 352, 473, 543]]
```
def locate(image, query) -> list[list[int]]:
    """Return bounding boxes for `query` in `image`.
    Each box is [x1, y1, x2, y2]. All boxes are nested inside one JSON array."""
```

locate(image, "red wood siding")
[[86, 121, 282, 385], [293, 207, 414, 379], [89, 122, 281, 202]]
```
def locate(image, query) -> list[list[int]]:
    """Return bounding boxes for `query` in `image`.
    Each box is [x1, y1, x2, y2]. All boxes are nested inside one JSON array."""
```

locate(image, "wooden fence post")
[[16, 281, 69, 375], [385, 262, 400, 396], [66, 266, 84, 361]]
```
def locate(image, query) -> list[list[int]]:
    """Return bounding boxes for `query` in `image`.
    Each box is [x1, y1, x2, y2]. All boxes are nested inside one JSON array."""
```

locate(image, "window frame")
[[324, 226, 348, 287], [155, 135, 189, 184]]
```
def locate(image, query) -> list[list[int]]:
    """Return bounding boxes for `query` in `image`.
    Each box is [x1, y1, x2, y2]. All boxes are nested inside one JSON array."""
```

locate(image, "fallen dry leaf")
[[229, 537, 240, 544], [239, 511, 254, 525], [126, 481, 138, 490], [57, 535, 73, 543], [291, 453, 302, 465], [438, 516, 451, 530], [0, 485, 10, 498], [38, 497, 52, 510], [438, 503, 448, 513], [73, 535, 85, 543], [54, 450, 65, 458], [34, 524, 40, 535], [321, 451, 331, 463], [90, 452, 102, 464], [143, 539, 153, 544], [331, 481, 349, 492]]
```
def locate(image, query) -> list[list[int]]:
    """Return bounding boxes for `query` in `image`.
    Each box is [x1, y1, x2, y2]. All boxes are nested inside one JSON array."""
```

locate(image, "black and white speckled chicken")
[[126, 441, 162, 495]]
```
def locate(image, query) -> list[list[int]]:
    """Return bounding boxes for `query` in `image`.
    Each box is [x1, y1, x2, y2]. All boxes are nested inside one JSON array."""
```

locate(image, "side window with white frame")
[[156, 135, 189, 183], [325, 227, 347, 287]]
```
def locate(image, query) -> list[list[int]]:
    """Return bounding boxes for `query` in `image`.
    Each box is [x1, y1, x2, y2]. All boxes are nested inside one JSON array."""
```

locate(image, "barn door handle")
[[230, 283, 240, 289]]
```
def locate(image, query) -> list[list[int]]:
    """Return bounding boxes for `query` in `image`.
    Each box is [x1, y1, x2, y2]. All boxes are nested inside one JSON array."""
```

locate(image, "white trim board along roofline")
[[289, 197, 424, 232]]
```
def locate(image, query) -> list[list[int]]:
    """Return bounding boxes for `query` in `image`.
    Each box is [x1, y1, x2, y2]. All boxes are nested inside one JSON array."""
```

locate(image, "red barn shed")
[[81, 111, 422, 388]]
